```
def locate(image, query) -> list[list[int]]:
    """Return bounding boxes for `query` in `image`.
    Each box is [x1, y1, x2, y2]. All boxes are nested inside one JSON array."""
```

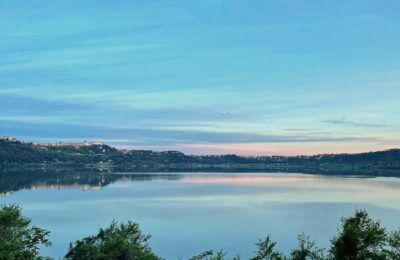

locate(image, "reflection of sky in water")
[[1, 173, 400, 259]]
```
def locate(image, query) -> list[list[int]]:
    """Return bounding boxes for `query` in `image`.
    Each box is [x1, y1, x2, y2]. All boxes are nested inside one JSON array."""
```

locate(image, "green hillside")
[[1, 138, 400, 175]]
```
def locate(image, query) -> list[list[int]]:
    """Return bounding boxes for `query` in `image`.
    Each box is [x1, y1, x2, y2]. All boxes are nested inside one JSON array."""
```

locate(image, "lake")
[[1, 171, 400, 259]]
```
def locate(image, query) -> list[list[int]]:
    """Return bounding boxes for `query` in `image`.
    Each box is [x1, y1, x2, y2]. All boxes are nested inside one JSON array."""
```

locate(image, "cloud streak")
[[0, 120, 383, 146], [1, 1, 399, 154], [0, 94, 87, 116], [322, 119, 389, 129]]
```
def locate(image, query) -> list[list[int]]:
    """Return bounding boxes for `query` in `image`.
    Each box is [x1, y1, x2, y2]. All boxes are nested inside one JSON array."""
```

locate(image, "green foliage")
[[65, 220, 161, 260], [290, 234, 324, 260], [189, 250, 215, 260], [189, 211, 400, 260], [329, 210, 387, 260], [2, 139, 400, 175], [385, 230, 400, 259], [1, 204, 400, 260], [189, 250, 238, 260], [250, 235, 286, 260], [0, 204, 51, 260]]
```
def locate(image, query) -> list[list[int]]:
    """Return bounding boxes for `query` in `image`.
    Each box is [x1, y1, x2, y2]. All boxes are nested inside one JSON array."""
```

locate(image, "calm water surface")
[[1, 171, 400, 259]]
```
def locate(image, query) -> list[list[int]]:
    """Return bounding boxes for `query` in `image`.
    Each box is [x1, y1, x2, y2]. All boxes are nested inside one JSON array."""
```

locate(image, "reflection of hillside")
[[0, 169, 182, 195], [1, 163, 400, 195]]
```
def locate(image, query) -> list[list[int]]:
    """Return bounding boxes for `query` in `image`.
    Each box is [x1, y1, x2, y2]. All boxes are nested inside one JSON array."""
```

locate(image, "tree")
[[384, 230, 400, 259], [65, 220, 161, 260], [2, 204, 399, 260], [189, 250, 240, 260], [189, 250, 215, 260], [290, 234, 324, 260], [329, 210, 387, 260], [250, 235, 286, 260], [0, 204, 51, 260]]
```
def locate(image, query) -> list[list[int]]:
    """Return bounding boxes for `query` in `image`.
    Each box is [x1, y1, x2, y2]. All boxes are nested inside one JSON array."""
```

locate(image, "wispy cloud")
[[0, 94, 87, 116], [322, 119, 389, 129], [1, 1, 399, 154], [0, 120, 383, 146]]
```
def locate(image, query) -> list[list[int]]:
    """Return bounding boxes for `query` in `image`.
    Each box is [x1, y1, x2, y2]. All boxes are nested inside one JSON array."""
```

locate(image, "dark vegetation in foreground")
[[1, 138, 400, 176], [1, 205, 400, 260]]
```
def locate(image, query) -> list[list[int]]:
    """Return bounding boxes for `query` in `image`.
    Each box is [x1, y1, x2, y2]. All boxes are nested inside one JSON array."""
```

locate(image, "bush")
[[65, 220, 161, 260], [250, 235, 286, 260], [1, 204, 400, 260], [329, 209, 387, 259], [0, 204, 51, 260], [290, 234, 324, 260]]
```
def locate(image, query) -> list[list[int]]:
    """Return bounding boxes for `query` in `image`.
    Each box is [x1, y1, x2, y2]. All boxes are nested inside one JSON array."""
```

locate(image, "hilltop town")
[[1, 136, 400, 176], [0, 136, 103, 148]]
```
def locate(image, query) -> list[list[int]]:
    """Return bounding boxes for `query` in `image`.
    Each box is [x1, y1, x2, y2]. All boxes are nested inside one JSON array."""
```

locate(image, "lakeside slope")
[[1, 138, 400, 175]]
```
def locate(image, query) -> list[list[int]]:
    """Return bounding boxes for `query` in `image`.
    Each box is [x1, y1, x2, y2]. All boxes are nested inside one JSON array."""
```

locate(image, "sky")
[[0, 0, 399, 155]]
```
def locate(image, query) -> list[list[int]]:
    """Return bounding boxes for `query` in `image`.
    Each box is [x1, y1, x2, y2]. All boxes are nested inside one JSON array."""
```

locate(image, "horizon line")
[[1, 135, 398, 158]]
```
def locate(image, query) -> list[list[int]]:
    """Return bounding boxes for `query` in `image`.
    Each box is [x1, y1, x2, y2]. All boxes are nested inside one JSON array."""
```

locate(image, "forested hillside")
[[1, 139, 400, 175]]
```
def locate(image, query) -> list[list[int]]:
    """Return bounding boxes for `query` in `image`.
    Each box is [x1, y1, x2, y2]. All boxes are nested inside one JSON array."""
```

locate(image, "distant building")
[[0, 136, 17, 142], [1, 136, 105, 147], [85, 140, 104, 146], [34, 140, 104, 148]]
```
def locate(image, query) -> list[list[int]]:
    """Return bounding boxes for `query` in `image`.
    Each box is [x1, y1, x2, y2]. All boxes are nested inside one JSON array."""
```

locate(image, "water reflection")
[[1, 169, 400, 259], [0, 168, 182, 195]]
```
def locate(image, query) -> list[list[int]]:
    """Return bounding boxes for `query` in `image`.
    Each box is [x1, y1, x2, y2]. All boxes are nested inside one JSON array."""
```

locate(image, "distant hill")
[[1, 138, 400, 176]]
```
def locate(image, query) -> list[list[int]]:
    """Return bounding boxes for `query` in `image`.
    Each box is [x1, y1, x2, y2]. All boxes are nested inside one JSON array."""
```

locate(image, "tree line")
[[1, 139, 400, 175], [1, 204, 399, 260]]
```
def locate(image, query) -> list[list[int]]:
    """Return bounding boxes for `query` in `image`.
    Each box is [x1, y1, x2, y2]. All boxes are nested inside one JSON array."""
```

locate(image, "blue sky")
[[0, 0, 399, 155]]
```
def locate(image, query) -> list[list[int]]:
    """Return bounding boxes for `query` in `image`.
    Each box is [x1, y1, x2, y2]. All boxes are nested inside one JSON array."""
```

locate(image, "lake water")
[[1, 171, 400, 259]]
